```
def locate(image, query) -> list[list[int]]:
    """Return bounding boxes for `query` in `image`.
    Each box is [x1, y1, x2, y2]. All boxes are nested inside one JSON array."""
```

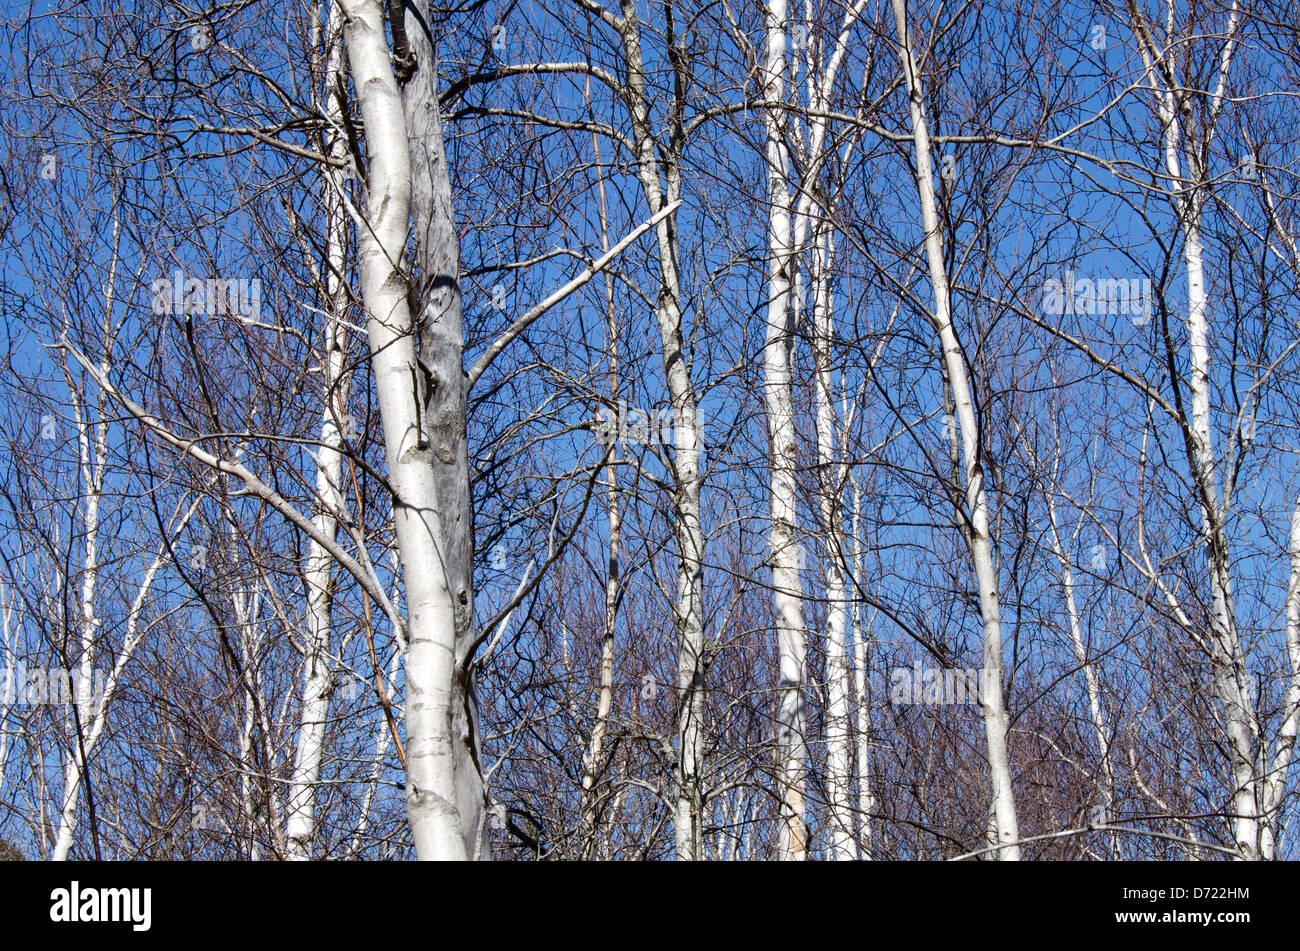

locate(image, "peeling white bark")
[[342, 0, 476, 860]]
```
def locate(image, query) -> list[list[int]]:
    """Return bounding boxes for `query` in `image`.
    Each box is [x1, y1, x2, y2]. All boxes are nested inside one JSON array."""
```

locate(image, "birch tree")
[[886, 0, 1021, 858], [283, 3, 355, 860]]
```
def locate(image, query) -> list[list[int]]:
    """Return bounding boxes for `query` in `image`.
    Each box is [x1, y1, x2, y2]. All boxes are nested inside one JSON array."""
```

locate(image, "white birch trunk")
[[403, 0, 489, 860], [0, 580, 14, 800], [284, 5, 352, 860], [578, 466, 618, 858], [612, 0, 708, 859], [888, 0, 1020, 858], [1184, 220, 1259, 857], [579, 160, 622, 858], [849, 473, 875, 857], [51, 361, 109, 860], [812, 222, 854, 859], [342, 0, 479, 859], [1261, 497, 1300, 858], [1176, 181, 1257, 854], [762, 0, 808, 860], [1126, 0, 1259, 859], [1046, 497, 1119, 858], [51, 318, 114, 859]]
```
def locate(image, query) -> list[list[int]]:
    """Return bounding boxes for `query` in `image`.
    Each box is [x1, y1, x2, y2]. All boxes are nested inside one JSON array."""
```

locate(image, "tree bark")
[[611, 0, 708, 860], [812, 221, 855, 859], [888, 0, 1021, 858], [762, 0, 808, 861], [285, 4, 352, 860], [342, 0, 484, 859]]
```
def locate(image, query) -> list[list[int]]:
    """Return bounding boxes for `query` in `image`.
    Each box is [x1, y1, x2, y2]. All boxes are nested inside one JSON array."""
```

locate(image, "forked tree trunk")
[[342, 0, 485, 860], [1124, 0, 1259, 856]]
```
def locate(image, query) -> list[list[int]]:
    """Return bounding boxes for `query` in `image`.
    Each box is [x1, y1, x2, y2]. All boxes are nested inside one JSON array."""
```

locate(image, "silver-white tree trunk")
[[1045, 496, 1119, 859], [849, 473, 875, 857], [811, 221, 855, 859], [284, 5, 351, 860], [579, 167, 622, 858], [762, 0, 808, 860], [1127, 1, 1259, 854], [342, 0, 484, 859], [1182, 214, 1258, 857], [612, 0, 708, 860], [888, 0, 1020, 858], [1262, 496, 1300, 858]]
